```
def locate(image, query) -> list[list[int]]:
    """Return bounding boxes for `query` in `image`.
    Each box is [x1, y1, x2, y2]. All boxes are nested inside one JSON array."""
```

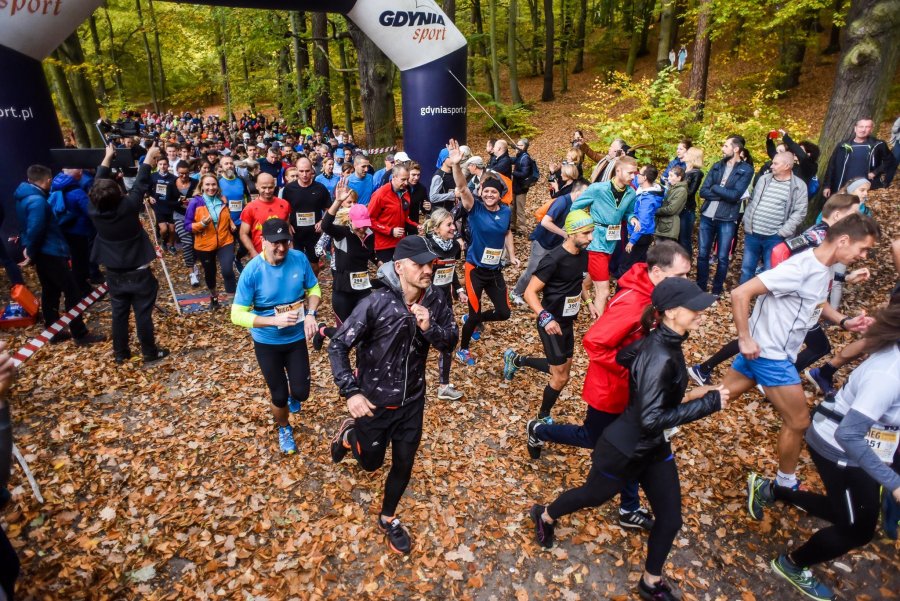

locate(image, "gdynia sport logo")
[[378, 0, 448, 43]]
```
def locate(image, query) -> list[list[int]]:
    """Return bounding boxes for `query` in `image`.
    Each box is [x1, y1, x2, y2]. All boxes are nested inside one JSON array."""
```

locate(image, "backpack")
[[524, 154, 540, 188], [46, 190, 74, 227]]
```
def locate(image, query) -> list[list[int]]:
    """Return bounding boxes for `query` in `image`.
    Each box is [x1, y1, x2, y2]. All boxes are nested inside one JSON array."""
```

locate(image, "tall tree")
[[135, 0, 159, 114], [58, 32, 103, 146], [774, 10, 817, 90], [823, 0, 844, 54], [625, 0, 645, 76], [656, 0, 675, 71], [86, 14, 108, 106], [442, 0, 456, 21], [572, 0, 587, 73], [815, 0, 900, 210], [559, 0, 571, 92], [508, 0, 523, 104], [687, 0, 712, 119], [347, 20, 397, 148], [290, 11, 310, 124], [525, 0, 543, 75], [47, 53, 91, 147], [101, 2, 124, 99], [211, 7, 232, 123], [311, 12, 333, 131], [488, 0, 501, 102], [337, 33, 355, 136], [147, 0, 167, 105], [542, 0, 554, 100], [471, 0, 494, 94]]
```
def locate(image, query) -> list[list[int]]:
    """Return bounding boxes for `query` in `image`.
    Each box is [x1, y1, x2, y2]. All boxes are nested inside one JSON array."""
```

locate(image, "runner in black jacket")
[[328, 236, 458, 555]]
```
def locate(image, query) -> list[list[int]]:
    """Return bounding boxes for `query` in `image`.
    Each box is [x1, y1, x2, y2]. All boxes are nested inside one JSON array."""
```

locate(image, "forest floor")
[[3, 38, 900, 601]]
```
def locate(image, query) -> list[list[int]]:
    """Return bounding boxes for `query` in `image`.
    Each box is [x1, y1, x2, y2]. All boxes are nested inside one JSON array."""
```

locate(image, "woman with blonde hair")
[[423, 207, 466, 400], [185, 174, 237, 308], [680, 146, 705, 255]]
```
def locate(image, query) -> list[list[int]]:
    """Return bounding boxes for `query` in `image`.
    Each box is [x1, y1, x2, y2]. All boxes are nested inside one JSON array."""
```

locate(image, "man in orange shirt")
[[239, 173, 291, 257]]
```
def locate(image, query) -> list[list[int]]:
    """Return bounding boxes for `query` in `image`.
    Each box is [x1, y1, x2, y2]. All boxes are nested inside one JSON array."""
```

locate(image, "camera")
[[96, 118, 140, 144]]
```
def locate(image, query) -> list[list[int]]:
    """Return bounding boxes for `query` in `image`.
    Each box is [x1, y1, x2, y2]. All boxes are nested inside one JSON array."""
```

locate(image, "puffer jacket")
[[328, 261, 459, 408], [184, 195, 234, 251], [51, 173, 95, 237], [603, 324, 721, 458], [14, 182, 69, 258], [655, 181, 688, 240], [627, 184, 664, 244]]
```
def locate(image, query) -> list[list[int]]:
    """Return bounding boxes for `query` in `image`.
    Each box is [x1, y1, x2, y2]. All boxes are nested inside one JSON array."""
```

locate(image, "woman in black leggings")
[[530, 278, 726, 601]]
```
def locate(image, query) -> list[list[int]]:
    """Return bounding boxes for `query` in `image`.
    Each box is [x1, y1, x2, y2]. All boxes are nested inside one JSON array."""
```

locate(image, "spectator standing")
[[823, 117, 895, 196], [511, 138, 537, 235], [51, 167, 96, 296], [680, 147, 704, 255], [619, 165, 664, 275], [654, 167, 688, 243]]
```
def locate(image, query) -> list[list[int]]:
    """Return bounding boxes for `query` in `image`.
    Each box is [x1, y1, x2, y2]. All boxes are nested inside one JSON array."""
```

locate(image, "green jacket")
[[654, 181, 688, 240]]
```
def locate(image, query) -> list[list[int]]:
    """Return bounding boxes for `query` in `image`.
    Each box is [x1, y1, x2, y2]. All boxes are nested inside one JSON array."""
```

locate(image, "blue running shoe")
[[287, 396, 302, 414], [770, 554, 835, 600], [503, 348, 520, 381], [805, 367, 836, 397], [462, 314, 481, 341], [278, 425, 297, 455], [455, 349, 476, 366], [688, 364, 712, 386]]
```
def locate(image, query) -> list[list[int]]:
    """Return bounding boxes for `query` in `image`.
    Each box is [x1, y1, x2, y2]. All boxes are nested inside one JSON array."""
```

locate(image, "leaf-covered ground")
[[4, 42, 899, 601]]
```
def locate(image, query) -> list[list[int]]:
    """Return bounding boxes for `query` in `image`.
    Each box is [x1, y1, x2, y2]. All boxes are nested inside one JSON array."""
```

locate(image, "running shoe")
[[509, 292, 527, 307], [287, 395, 302, 414], [770, 554, 835, 601], [278, 425, 297, 455], [503, 348, 520, 381], [637, 577, 678, 601], [619, 507, 655, 531], [747, 472, 775, 521], [529, 504, 555, 548], [73, 332, 106, 347], [189, 270, 201, 287], [526, 418, 546, 459], [312, 322, 326, 352], [455, 349, 476, 366], [437, 384, 463, 401], [688, 364, 712, 386], [461, 314, 481, 341], [142, 348, 170, 364], [378, 516, 412, 554], [805, 367, 836, 398], [209, 296, 220, 310], [330, 417, 354, 463]]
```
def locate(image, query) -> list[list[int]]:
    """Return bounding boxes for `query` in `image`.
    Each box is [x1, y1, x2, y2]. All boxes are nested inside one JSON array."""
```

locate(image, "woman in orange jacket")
[[185, 174, 236, 308]]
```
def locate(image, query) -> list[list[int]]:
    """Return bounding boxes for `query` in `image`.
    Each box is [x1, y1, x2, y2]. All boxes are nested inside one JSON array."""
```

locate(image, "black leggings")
[[548, 444, 682, 576], [701, 324, 832, 374], [0, 526, 17, 601], [775, 445, 880, 567], [253, 340, 311, 408], [195, 246, 236, 294], [461, 263, 510, 349], [332, 287, 371, 323], [435, 285, 455, 384], [350, 435, 420, 517]]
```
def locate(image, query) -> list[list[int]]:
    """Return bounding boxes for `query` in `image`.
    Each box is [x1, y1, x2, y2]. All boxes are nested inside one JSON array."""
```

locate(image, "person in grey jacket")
[[739, 152, 808, 284]]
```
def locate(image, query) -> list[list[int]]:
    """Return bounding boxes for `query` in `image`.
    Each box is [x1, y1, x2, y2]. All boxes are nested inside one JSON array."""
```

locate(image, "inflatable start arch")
[[0, 0, 467, 214]]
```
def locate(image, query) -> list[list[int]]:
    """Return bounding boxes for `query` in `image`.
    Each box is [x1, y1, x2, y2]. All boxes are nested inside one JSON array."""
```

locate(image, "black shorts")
[[353, 400, 424, 453], [375, 247, 396, 264], [538, 319, 575, 365], [292, 236, 319, 266], [154, 209, 175, 224]]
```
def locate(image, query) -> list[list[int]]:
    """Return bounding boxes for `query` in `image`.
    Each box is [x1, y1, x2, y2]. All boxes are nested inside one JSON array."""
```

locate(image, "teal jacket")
[[571, 181, 636, 253]]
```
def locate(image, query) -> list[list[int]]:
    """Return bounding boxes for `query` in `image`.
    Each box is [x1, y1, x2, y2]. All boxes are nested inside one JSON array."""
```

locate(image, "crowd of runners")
[[2, 109, 900, 601]]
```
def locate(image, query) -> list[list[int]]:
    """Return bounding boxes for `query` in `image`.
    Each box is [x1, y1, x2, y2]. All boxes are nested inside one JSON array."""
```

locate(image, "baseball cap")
[[261, 218, 291, 243], [348, 204, 372, 228], [393, 236, 438, 264], [564, 209, 593, 234], [242, 132, 251, 140], [435, 147, 450, 168], [651, 277, 716, 312], [334, 148, 345, 158], [465, 156, 485, 169], [393, 151, 411, 162]]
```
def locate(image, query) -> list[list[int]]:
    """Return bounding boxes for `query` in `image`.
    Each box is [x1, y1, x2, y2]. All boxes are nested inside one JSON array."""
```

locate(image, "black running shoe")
[[312, 322, 326, 352], [619, 507, 655, 531], [529, 504, 555, 548], [638, 577, 678, 601], [378, 516, 412, 554], [143, 348, 170, 364], [330, 417, 354, 463]]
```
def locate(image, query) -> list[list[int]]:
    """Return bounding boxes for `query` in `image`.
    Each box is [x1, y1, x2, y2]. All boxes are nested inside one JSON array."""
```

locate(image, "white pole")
[[143, 200, 182, 316]]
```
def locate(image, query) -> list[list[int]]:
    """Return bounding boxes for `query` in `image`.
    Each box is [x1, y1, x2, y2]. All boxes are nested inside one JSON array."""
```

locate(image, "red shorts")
[[587, 251, 611, 281]]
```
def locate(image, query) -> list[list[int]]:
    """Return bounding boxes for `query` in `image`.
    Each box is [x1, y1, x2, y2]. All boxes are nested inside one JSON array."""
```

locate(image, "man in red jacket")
[[367, 165, 419, 263], [527, 239, 691, 531]]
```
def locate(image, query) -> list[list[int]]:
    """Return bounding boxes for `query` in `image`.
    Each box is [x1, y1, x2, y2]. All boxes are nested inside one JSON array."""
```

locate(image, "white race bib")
[[229, 199, 243, 213], [865, 424, 899, 463], [433, 265, 455, 286], [273, 300, 305, 329], [562, 295, 581, 317], [606, 224, 622, 241], [350, 271, 371, 290], [808, 301, 825, 326], [481, 247, 502, 266], [155, 183, 168, 197], [296, 212, 315, 227]]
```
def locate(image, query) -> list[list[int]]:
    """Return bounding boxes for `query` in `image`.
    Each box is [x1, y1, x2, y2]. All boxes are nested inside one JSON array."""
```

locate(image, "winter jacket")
[[823, 135, 894, 191], [488, 152, 513, 177], [698, 159, 754, 222], [661, 157, 686, 182], [654, 181, 688, 240], [51, 173, 95, 237], [581, 263, 654, 414], [683, 168, 703, 212], [14, 182, 69, 258], [89, 164, 156, 270], [627, 184, 664, 244], [742, 172, 808, 238], [367, 182, 418, 252], [328, 261, 459, 408], [603, 324, 722, 459], [184, 195, 234, 251], [512, 151, 535, 194], [321, 211, 378, 294], [570, 181, 636, 254]]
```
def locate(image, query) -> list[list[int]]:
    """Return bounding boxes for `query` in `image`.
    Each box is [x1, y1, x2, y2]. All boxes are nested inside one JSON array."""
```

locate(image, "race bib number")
[[434, 265, 455, 286], [865, 424, 899, 463], [274, 300, 304, 329], [481, 247, 502, 266], [808, 301, 825, 326], [296, 212, 315, 227], [562, 295, 581, 317], [350, 271, 371, 290], [155, 183, 168, 197], [606, 224, 622, 241], [228, 199, 243, 213]]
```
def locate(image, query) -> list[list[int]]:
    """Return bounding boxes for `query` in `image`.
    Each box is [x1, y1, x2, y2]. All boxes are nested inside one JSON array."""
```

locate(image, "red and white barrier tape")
[[11, 283, 109, 368]]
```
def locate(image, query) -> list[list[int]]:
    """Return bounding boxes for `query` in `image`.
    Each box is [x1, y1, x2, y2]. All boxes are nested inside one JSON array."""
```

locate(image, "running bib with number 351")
[[481, 247, 502, 265], [865, 424, 899, 463], [606, 225, 622, 241]]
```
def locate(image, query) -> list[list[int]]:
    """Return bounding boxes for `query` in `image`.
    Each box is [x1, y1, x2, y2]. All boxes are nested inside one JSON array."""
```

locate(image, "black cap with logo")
[[262, 218, 291, 243]]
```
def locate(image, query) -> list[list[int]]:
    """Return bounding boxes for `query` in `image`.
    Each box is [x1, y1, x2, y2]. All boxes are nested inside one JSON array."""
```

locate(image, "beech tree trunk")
[[823, 0, 844, 54], [775, 12, 816, 90], [57, 32, 103, 147], [102, 2, 124, 99], [212, 8, 231, 123], [488, 0, 501, 102], [290, 11, 309, 124], [337, 35, 354, 137], [347, 20, 396, 148], [656, 0, 674, 71], [508, 0, 523, 103], [542, 0, 554, 101], [87, 15, 108, 106], [471, 0, 494, 94], [442, 0, 456, 21], [311, 13, 333, 131], [526, 0, 542, 75], [147, 0, 167, 105], [135, 0, 159, 114], [573, 0, 587, 73], [48, 52, 90, 147], [687, 0, 712, 119], [625, 0, 644, 76]]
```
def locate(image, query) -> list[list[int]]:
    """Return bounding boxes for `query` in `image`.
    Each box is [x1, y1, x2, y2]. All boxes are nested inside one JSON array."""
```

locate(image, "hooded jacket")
[[603, 324, 721, 459], [328, 262, 459, 408], [823, 135, 894, 192], [627, 184, 664, 244], [581, 263, 654, 414], [15, 182, 69, 258], [654, 181, 688, 240], [51, 173, 95, 238]]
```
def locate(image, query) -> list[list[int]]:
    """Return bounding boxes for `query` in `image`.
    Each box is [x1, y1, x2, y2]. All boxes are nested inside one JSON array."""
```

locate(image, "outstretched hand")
[[447, 139, 462, 166]]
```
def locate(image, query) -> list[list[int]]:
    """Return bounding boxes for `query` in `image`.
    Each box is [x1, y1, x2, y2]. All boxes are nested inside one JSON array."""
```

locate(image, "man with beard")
[[282, 156, 330, 275]]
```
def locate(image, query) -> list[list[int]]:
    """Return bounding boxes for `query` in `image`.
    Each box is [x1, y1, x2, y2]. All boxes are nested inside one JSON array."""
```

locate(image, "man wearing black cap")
[[231, 218, 321, 455], [328, 235, 459, 555]]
